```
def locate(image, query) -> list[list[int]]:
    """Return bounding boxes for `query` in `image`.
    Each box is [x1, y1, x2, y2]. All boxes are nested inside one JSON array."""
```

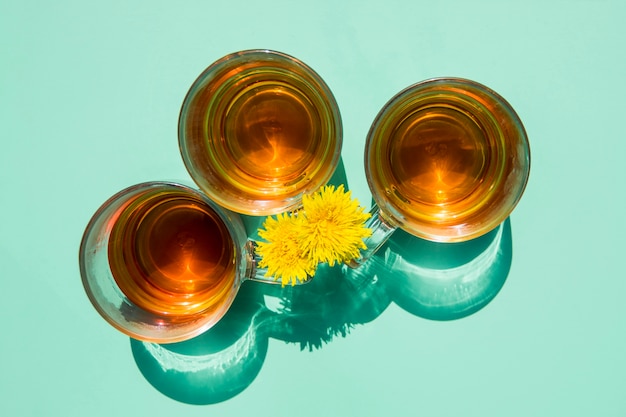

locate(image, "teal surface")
[[2, 1, 625, 416]]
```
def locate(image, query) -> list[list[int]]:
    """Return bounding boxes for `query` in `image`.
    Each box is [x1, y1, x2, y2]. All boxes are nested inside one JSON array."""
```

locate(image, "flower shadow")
[[130, 158, 393, 404], [130, 263, 391, 404], [263, 262, 392, 350]]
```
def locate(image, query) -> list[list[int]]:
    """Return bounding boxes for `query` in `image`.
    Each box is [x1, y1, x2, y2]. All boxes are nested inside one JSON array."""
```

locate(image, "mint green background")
[[1, 0, 625, 416]]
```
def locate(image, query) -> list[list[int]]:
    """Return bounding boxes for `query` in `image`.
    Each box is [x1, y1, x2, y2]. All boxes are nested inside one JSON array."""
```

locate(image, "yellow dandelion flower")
[[257, 212, 317, 286], [256, 185, 372, 285], [300, 185, 372, 266]]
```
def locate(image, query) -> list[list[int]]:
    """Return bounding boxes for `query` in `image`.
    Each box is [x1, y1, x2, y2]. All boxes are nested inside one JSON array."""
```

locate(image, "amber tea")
[[366, 78, 530, 242], [79, 182, 255, 343], [108, 189, 237, 317], [179, 50, 342, 215]]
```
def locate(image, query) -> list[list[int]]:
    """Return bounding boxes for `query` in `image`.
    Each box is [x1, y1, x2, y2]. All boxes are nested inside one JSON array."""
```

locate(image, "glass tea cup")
[[79, 181, 306, 344], [179, 49, 343, 216], [351, 78, 530, 266]]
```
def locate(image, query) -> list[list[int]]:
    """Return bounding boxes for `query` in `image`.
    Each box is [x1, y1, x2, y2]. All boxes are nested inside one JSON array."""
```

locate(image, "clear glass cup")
[[351, 77, 530, 266], [79, 181, 306, 344], [179, 49, 342, 215]]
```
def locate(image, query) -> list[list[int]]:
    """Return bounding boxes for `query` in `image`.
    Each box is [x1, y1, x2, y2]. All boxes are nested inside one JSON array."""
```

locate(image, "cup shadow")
[[131, 263, 392, 404], [130, 156, 515, 404], [130, 281, 270, 405], [374, 218, 513, 321]]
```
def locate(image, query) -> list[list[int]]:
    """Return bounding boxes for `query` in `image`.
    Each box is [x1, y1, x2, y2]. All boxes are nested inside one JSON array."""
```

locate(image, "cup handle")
[[347, 204, 397, 268]]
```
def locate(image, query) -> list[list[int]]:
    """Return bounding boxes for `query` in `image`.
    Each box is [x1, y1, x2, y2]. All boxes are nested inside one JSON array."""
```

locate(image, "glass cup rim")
[[365, 77, 531, 242], [178, 49, 343, 216], [79, 181, 248, 343]]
